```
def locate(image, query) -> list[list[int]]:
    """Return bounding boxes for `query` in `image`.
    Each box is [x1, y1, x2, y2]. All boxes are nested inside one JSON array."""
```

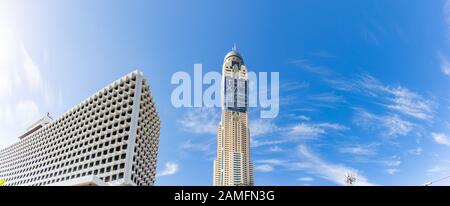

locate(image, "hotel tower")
[[0, 71, 160, 186], [213, 46, 254, 186]]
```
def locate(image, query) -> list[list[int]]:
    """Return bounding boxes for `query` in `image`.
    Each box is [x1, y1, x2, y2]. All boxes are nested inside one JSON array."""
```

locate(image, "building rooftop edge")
[[0, 70, 158, 153]]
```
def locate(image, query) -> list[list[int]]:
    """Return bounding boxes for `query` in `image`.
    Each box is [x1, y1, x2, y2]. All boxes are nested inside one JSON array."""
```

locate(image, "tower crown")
[[223, 43, 244, 64], [224, 51, 243, 62]]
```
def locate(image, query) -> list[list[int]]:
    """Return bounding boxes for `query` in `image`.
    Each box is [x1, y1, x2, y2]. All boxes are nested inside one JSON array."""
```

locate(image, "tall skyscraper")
[[214, 46, 254, 186], [0, 71, 160, 186]]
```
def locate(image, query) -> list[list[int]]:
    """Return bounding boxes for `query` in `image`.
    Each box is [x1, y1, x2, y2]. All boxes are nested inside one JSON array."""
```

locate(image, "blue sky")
[[1, 0, 450, 186]]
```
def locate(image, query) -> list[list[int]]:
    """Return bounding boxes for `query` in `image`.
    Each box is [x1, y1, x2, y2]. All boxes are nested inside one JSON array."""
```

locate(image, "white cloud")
[[383, 115, 414, 137], [308, 92, 346, 103], [386, 86, 433, 121], [0, 25, 18, 98], [426, 165, 448, 176], [289, 123, 325, 139], [354, 109, 414, 137], [178, 107, 219, 135], [254, 164, 274, 172], [181, 139, 212, 152], [294, 145, 376, 186], [0, 100, 40, 149], [295, 115, 311, 121], [444, 0, 450, 27], [297, 177, 315, 182], [382, 156, 402, 167], [256, 149, 377, 186], [329, 74, 434, 121], [251, 139, 286, 148], [291, 59, 331, 76], [431, 133, 450, 147], [250, 119, 278, 137], [408, 147, 423, 156], [315, 123, 349, 130], [287, 122, 348, 140], [0, 24, 62, 149], [281, 81, 309, 92], [438, 52, 450, 77], [15, 100, 40, 127], [386, 169, 400, 175], [21, 43, 43, 92], [269, 146, 283, 152], [339, 144, 377, 156], [356, 74, 433, 121], [157, 162, 179, 177], [256, 159, 289, 166]]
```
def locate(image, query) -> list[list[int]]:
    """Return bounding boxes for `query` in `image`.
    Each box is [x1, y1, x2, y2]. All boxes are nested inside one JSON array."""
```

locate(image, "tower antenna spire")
[[232, 43, 237, 51]]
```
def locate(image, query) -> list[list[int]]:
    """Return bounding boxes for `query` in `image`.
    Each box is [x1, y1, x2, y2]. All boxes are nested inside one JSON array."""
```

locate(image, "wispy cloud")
[[292, 115, 311, 121], [290, 59, 332, 76], [308, 51, 336, 58], [438, 51, 450, 77], [386, 168, 400, 175], [251, 139, 287, 148], [308, 92, 346, 104], [280, 81, 309, 92], [256, 159, 289, 166], [250, 119, 278, 137], [0, 100, 41, 135], [361, 27, 380, 46], [431, 133, 450, 147], [256, 146, 377, 185], [294, 145, 376, 186], [353, 109, 414, 138], [297, 177, 315, 182], [444, 0, 450, 28], [382, 156, 402, 167], [269, 146, 283, 152], [14, 100, 41, 127], [287, 122, 348, 140], [338, 143, 378, 156], [386, 86, 433, 121], [21, 42, 43, 92], [181, 139, 213, 152], [426, 164, 450, 177], [408, 147, 423, 156], [357, 74, 433, 121], [249, 118, 285, 148], [178, 107, 219, 135], [289, 123, 325, 139], [0, 24, 61, 147], [157, 162, 179, 177], [328, 74, 434, 121], [254, 164, 274, 172]]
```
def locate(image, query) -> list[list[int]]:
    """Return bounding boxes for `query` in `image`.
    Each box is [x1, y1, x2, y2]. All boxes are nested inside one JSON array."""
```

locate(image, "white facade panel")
[[0, 71, 160, 186]]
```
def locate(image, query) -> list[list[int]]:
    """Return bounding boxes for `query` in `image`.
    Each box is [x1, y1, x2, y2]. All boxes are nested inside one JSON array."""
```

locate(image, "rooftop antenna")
[[423, 175, 450, 186], [345, 172, 357, 186], [232, 42, 237, 51], [47, 112, 53, 120]]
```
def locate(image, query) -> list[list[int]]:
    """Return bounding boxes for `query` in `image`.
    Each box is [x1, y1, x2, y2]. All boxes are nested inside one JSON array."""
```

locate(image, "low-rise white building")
[[0, 71, 160, 186]]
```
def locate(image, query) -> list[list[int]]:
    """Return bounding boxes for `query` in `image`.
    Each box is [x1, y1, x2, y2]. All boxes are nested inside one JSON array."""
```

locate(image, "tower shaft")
[[213, 49, 254, 186]]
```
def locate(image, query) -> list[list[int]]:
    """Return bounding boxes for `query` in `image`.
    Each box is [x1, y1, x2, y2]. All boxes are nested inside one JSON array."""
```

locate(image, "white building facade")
[[0, 71, 160, 186], [213, 47, 254, 186]]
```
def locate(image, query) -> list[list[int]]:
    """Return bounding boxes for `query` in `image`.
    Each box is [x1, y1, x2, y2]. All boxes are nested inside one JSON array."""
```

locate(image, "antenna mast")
[[345, 172, 357, 186]]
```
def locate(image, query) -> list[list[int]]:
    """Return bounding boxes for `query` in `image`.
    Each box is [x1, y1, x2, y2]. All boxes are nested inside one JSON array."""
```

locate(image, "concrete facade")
[[0, 71, 160, 186]]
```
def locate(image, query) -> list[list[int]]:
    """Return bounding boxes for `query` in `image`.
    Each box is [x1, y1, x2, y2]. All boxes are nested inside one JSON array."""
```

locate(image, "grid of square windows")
[[0, 71, 160, 186]]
